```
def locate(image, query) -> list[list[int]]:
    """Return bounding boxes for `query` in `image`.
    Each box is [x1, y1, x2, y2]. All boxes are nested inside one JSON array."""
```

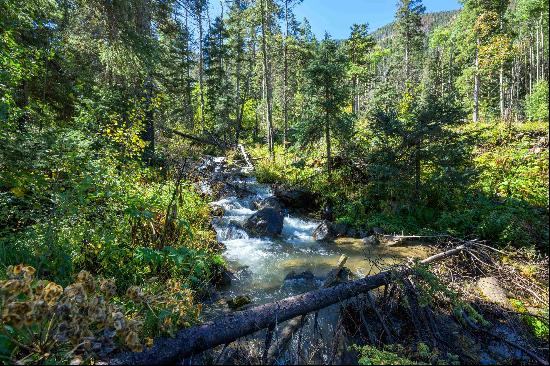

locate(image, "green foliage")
[[525, 81, 549, 121], [510, 299, 549, 340], [353, 344, 420, 365]]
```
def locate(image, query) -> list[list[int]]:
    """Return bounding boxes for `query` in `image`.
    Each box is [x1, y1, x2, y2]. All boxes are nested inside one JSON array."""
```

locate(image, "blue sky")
[[210, 0, 462, 39], [293, 0, 462, 39]]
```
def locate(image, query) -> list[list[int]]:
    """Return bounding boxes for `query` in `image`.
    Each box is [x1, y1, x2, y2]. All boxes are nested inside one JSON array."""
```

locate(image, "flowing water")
[[201, 159, 431, 364], [201, 159, 528, 365], [208, 161, 429, 307]]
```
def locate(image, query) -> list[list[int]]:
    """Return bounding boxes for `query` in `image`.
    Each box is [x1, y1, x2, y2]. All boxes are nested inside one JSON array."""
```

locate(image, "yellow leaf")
[[10, 187, 25, 198]]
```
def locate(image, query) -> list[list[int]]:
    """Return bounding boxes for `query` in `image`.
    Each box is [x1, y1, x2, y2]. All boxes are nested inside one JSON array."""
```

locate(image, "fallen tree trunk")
[[109, 242, 474, 365], [163, 127, 225, 148], [266, 255, 349, 363], [238, 144, 255, 171]]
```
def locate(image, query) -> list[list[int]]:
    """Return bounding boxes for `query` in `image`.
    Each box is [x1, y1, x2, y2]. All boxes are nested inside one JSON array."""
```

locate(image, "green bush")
[[0, 126, 220, 290], [353, 345, 418, 365], [525, 81, 549, 121]]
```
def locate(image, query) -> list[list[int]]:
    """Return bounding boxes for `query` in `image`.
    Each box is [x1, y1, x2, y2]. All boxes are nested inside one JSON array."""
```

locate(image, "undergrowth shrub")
[[0, 265, 201, 364], [0, 128, 220, 288]]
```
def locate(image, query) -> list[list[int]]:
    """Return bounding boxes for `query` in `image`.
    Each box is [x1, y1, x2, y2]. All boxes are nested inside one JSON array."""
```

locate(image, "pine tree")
[[394, 0, 426, 86], [298, 35, 352, 182], [204, 16, 233, 143], [346, 23, 375, 116]]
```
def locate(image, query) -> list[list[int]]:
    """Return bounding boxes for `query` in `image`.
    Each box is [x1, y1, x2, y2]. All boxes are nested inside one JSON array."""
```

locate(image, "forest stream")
[[207, 157, 427, 305], [200, 156, 432, 363]]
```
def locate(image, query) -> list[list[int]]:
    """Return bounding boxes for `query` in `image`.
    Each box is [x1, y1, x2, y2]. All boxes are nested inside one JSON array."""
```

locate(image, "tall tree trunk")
[[260, 0, 274, 159], [352, 75, 358, 115], [185, 9, 194, 130], [197, 3, 206, 131], [473, 39, 480, 123], [529, 38, 533, 94], [536, 18, 540, 82], [325, 87, 332, 182], [499, 67, 505, 120], [542, 22, 545, 81], [234, 36, 242, 145], [414, 142, 420, 201], [137, 0, 154, 164], [283, 0, 289, 149]]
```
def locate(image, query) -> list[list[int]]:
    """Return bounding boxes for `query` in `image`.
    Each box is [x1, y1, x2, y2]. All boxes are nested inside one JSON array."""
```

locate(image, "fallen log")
[[109, 242, 473, 365], [266, 255, 350, 363], [163, 127, 225, 148], [238, 144, 255, 171]]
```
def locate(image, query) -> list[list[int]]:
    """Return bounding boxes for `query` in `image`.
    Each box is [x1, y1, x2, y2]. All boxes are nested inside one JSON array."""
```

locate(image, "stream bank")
[[185, 154, 548, 366]]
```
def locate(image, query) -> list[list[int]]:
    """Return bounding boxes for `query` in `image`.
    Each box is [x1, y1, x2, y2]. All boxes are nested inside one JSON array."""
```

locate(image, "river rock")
[[227, 295, 252, 310], [273, 186, 318, 212], [346, 228, 358, 238], [215, 269, 234, 289], [244, 207, 284, 237], [284, 270, 315, 282], [331, 223, 349, 238], [211, 205, 225, 217], [312, 221, 334, 241], [358, 230, 369, 239], [477, 277, 510, 308], [362, 235, 380, 246], [371, 227, 385, 235], [253, 197, 281, 211]]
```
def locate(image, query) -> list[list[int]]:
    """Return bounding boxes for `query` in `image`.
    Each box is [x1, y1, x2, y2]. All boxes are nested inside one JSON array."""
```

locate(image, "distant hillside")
[[371, 10, 459, 45]]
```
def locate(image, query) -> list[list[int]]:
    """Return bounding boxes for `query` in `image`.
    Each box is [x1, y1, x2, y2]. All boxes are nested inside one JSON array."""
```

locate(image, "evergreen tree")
[[394, 0, 426, 86], [346, 23, 376, 116], [298, 35, 352, 181], [204, 16, 233, 143]]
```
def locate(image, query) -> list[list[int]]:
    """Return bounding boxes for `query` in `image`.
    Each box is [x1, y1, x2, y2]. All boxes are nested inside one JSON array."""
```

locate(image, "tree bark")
[[260, 0, 274, 159], [473, 38, 480, 123], [197, 1, 206, 131], [283, 0, 290, 149], [325, 85, 332, 182], [500, 67, 505, 121]]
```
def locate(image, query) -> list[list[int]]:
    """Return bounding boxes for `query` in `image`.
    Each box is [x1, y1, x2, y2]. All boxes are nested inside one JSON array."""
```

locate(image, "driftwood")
[[109, 243, 473, 365], [365, 291, 395, 343]]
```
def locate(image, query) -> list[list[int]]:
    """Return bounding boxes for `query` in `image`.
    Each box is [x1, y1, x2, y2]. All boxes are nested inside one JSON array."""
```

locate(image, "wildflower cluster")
[[0, 265, 199, 364]]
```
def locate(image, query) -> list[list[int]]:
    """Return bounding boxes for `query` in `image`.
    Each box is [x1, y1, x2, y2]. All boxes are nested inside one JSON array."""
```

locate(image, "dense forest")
[[0, 0, 548, 364]]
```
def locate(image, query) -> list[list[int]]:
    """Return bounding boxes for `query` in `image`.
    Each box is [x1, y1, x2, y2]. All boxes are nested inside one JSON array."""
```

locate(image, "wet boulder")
[[331, 223, 349, 238], [313, 221, 350, 241], [253, 197, 281, 211], [312, 221, 334, 241], [362, 235, 380, 246], [214, 269, 235, 289], [244, 207, 284, 237], [371, 227, 385, 235], [273, 186, 318, 212], [211, 205, 225, 217], [284, 270, 315, 282], [346, 227, 358, 238], [227, 295, 252, 310]]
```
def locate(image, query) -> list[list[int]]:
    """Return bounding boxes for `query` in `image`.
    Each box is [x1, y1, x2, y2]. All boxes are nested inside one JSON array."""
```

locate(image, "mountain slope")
[[371, 10, 459, 45]]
